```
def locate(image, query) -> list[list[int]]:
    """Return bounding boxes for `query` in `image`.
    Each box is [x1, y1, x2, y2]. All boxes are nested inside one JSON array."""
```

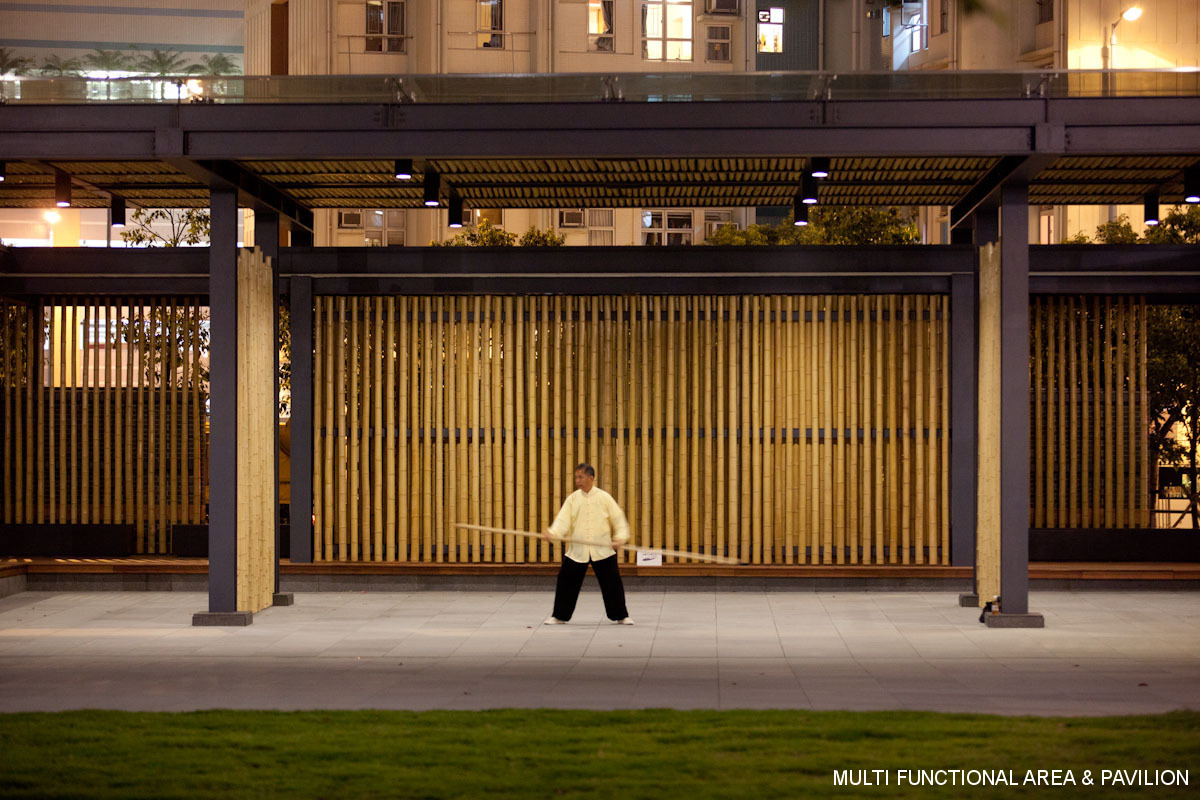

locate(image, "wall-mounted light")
[[55, 169, 71, 208], [793, 198, 809, 226], [110, 195, 126, 227], [43, 210, 61, 224], [801, 172, 818, 205], [423, 170, 441, 207], [1184, 167, 1200, 204], [1144, 191, 1159, 226], [810, 157, 830, 179], [394, 159, 413, 181], [448, 193, 465, 228]]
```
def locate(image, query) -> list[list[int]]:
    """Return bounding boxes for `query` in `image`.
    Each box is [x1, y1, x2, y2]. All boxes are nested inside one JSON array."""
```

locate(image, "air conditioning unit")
[[558, 209, 585, 228], [706, 221, 739, 237], [338, 210, 364, 228], [705, 0, 739, 14]]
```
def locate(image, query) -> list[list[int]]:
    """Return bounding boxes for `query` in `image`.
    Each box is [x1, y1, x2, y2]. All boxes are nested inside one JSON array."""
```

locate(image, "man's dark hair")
[[575, 463, 595, 478]]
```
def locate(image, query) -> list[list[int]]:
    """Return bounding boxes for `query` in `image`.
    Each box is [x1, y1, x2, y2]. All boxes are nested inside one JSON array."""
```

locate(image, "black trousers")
[[552, 554, 628, 621]]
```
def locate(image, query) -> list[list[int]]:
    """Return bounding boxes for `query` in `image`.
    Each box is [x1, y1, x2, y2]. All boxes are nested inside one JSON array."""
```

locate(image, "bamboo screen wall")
[[0, 297, 208, 553], [1030, 295, 1149, 529], [312, 294, 950, 565]]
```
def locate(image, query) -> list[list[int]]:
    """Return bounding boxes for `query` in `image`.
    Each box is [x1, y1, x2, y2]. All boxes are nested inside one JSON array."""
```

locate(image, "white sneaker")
[[543, 616, 565, 625], [613, 617, 635, 626]]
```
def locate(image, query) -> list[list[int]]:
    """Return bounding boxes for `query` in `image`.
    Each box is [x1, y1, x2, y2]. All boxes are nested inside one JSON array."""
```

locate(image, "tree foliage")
[[433, 218, 565, 247], [193, 54, 242, 76], [120, 208, 211, 248], [83, 49, 132, 73], [1064, 207, 1200, 245], [705, 206, 919, 246], [0, 48, 34, 77], [134, 49, 191, 77], [39, 54, 83, 77]]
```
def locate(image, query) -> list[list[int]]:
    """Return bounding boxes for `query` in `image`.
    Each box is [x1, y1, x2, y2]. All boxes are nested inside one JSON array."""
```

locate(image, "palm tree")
[[84, 49, 131, 75], [0, 47, 33, 77], [195, 53, 241, 75], [39, 54, 84, 77], [134, 49, 190, 76]]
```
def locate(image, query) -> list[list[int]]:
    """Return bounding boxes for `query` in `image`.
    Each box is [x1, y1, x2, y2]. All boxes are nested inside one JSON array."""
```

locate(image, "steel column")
[[288, 276, 314, 563], [950, 272, 977, 567], [998, 183, 1033, 618], [206, 188, 239, 614]]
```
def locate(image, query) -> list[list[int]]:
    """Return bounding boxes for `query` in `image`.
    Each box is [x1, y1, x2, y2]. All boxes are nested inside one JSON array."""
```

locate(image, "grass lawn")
[[1, 710, 1197, 799]]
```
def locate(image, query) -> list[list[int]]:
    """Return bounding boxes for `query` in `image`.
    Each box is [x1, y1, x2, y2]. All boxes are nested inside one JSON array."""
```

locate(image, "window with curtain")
[[478, 0, 504, 48], [642, 0, 692, 61], [589, 1, 615, 52]]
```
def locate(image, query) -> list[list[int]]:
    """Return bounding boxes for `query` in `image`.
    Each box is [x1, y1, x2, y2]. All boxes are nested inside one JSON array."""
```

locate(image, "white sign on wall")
[[636, 549, 664, 567]]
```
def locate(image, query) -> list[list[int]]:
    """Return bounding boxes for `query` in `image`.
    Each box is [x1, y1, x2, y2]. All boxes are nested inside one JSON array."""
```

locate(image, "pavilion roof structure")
[[0, 71, 1198, 223]]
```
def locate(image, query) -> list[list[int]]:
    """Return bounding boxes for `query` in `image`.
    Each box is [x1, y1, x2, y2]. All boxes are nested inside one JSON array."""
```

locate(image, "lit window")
[[360, 208, 406, 246], [706, 25, 731, 62], [478, 0, 504, 49], [642, 0, 692, 62], [366, 1, 406, 53], [642, 210, 693, 245], [910, 13, 923, 52], [589, 1, 615, 52], [585, 209, 615, 246]]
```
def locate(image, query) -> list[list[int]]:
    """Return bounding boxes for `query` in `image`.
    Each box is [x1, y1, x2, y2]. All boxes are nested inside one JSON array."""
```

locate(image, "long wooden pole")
[[454, 523, 744, 564]]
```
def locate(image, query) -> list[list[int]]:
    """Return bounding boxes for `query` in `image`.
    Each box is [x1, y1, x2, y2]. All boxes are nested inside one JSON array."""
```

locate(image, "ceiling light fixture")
[[1144, 191, 1159, 226], [0, 160, 6, 183], [801, 172, 819, 205], [110, 195, 126, 227], [55, 169, 71, 208], [448, 193, 465, 228], [793, 197, 809, 226], [810, 158, 830, 179], [1184, 167, 1200, 204], [394, 159, 413, 180], [423, 170, 441, 207]]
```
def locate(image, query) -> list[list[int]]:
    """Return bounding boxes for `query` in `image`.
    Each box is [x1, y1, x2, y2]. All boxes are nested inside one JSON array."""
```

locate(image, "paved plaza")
[[0, 589, 1197, 715]]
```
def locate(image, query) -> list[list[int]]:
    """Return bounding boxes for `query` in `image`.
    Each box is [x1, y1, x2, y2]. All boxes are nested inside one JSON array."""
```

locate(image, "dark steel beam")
[[952, 155, 1061, 230], [164, 158, 314, 232], [307, 275, 955, 295], [278, 245, 975, 276]]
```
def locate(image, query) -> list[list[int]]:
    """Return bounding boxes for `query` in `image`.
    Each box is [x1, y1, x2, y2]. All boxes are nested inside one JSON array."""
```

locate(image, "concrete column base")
[[959, 593, 979, 607], [192, 611, 253, 626], [272, 593, 294, 606], [984, 612, 1045, 629]]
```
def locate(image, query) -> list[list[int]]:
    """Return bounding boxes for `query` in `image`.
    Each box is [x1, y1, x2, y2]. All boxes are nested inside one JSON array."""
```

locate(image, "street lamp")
[[1101, 6, 1142, 92]]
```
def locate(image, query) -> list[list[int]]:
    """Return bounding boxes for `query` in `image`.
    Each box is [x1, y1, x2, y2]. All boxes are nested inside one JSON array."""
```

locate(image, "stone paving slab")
[[0, 590, 1196, 715]]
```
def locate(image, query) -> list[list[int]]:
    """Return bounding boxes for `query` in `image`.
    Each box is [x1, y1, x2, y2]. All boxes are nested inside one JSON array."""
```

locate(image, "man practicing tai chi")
[[541, 463, 634, 626]]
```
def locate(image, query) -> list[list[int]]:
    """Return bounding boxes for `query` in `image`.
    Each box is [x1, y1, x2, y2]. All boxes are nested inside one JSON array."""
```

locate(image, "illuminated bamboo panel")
[[1139, 299, 1149, 527], [0, 299, 204, 551], [1028, 295, 1148, 530], [846, 296, 859, 564], [977, 245, 1002, 605], [709, 297, 721, 558], [236, 250, 275, 614], [2, 304, 14, 523], [302, 293, 954, 565]]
